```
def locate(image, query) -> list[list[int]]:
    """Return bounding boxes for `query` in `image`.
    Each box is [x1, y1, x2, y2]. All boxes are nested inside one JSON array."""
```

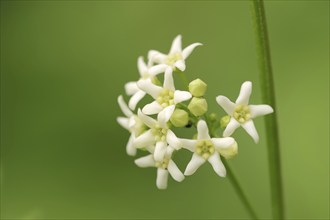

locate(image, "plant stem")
[[250, 0, 285, 219], [222, 159, 258, 219]]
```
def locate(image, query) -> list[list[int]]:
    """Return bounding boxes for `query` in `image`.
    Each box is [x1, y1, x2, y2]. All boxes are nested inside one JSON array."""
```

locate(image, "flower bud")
[[219, 141, 238, 159], [220, 115, 231, 128], [188, 97, 208, 116], [170, 109, 189, 127], [209, 113, 217, 122], [188, 78, 207, 97]]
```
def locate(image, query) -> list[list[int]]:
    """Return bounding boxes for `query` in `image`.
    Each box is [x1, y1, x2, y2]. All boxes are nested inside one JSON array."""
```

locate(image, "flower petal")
[[174, 60, 186, 71], [126, 134, 137, 156], [142, 101, 163, 115], [163, 68, 175, 91], [168, 160, 185, 182], [174, 90, 192, 104], [128, 90, 146, 110], [135, 154, 155, 168], [169, 35, 182, 54], [208, 152, 226, 177], [166, 129, 181, 150], [157, 105, 175, 127], [149, 64, 167, 76], [223, 117, 240, 137], [236, 81, 252, 105], [156, 168, 169, 190], [137, 109, 157, 128], [154, 141, 167, 162], [182, 43, 203, 59], [137, 56, 148, 77], [250, 104, 274, 118], [125, 82, 139, 96], [197, 120, 210, 140], [117, 117, 130, 130], [180, 139, 197, 152], [211, 137, 235, 150], [117, 95, 133, 117], [133, 129, 154, 148], [148, 50, 167, 64], [242, 120, 259, 143], [184, 153, 205, 176], [216, 95, 235, 115], [137, 79, 162, 99]]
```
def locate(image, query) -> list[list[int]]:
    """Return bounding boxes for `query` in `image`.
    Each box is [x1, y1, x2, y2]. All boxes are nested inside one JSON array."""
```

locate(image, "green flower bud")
[[170, 109, 189, 127], [209, 113, 217, 122], [188, 97, 208, 116], [220, 115, 231, 128], [219, 141, 238, 159], [188, 78, 207, 97]]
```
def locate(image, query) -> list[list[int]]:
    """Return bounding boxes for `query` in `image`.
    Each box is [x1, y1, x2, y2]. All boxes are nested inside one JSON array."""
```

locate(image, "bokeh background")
[[1, 1, 329, 219]]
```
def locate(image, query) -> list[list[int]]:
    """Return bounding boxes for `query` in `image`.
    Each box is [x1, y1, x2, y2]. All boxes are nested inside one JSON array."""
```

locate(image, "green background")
[[1, 1, 329, 219]]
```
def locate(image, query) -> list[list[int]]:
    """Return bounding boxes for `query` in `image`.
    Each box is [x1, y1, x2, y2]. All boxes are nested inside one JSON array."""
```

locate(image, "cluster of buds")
[[117, 35, 274, 189]]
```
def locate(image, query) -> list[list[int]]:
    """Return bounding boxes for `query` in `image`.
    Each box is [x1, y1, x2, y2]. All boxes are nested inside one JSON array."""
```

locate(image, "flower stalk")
[[222, 159, 258, 219], [250, 0, 285, 219]]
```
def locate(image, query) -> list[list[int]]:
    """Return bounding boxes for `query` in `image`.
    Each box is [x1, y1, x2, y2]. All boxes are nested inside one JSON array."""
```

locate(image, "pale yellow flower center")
[[233, 104, 251, 123], [155, 157, 170, 169], [166, 53, 182, 66], [151, 124, 168, 142], [132, 116, 147, 137], [156, 89, 174, 108], [196, 139, 215, 159], [141, 72, 150, 79]]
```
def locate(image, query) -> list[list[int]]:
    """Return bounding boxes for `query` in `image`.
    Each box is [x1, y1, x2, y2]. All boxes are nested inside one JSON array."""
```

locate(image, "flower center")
[[233, 104, 251, 123], [151, 124, 168, 142], [132, 116, 147, 137], [155, 157, 170, 169], [156, 89, 174, 108], [141, 72, 150, 79], [166, 53, 182, 66], [196, 140, 215, 159]]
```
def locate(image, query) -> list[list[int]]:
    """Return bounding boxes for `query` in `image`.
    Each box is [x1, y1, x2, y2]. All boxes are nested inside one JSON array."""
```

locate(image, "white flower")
[[148, 35, 202, 72], [117, 95, 147, 156], [137, 68, 192, 121], [125, 57, 167, 110], [181, 120, 235, 177], [135, 147, 184, 190], [216, 81, 274, 143], [133, 109, 181, 162]]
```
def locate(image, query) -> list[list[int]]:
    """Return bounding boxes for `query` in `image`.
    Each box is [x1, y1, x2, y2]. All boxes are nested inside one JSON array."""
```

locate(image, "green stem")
[[212, 133, 258, 219], [250, 1, 285, 219], [222, 160, 258, 220]]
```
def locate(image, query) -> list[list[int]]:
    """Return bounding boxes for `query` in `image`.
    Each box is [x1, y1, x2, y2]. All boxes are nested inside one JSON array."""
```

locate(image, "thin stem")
[[212, 134, 258, 219], [222, 160, 258, 220], [250, 0, 285, 219]]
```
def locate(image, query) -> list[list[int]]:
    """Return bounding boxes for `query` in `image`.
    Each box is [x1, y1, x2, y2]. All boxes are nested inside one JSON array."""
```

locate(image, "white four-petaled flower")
[[125, 57, 167, 110], [216, 81, 274, 143], [138, 68, 192, 121], [148, 35, 202, 72], [180, 120, 235, 177], [135, 147, 184, 190], [133, 109, 181, 162]]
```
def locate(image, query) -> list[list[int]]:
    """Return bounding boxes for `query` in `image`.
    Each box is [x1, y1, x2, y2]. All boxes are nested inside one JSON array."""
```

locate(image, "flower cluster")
[[117, 35, 273, 189]]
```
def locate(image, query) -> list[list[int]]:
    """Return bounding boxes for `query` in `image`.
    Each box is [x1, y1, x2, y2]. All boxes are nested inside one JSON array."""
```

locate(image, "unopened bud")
[[220, 115, 231, 128], [188, 78, 207, 97], [170, 109, 189, 127], [188, 97, 208, 116], [209, 113, 217, 122], [219, 141, 238, 159]]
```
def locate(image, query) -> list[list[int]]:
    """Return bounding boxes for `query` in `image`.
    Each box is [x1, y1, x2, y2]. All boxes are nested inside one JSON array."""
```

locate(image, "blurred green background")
[[1, 1, 329, 219]]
